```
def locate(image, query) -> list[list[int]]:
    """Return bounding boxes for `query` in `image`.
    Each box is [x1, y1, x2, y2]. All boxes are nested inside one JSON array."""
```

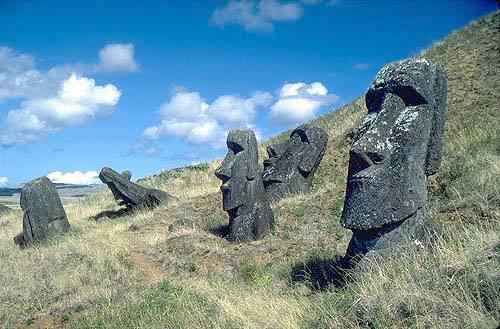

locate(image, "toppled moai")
[[14, 177, 70, 247], [215, 129, 275, 242], [341, 58, 447, 261], [99, 167, 174, 209], [263, 124, 328, 199]]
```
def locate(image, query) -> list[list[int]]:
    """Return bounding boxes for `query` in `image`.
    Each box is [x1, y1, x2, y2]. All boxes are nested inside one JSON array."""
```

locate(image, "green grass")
[[0, 11, 498, 329]]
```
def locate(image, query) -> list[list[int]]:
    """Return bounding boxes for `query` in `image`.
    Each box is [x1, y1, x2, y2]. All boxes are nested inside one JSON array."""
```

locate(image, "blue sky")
[[0, 0, 496, 186]]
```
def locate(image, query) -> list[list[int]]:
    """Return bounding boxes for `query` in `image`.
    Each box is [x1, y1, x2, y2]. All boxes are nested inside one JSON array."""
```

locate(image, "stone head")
[[341, 58, 447, 230], [99, 167, 132, 205], [262, 124, 328, 197], [215, 129, 259, 211]]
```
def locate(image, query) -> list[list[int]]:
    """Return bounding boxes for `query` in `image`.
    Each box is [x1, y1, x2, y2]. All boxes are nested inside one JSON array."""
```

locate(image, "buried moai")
[[14, 177, 70, 247], [341, 58, 447, 261], [263, 124, 328, 199], [99, 167, 174, 209], [215, 129, 275, 242]]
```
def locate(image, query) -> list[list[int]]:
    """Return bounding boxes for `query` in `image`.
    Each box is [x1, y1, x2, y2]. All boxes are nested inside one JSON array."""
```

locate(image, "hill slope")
[[0, 12, 498, 329]]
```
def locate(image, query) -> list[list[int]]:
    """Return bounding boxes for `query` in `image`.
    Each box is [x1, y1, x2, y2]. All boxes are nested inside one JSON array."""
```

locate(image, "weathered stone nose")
[[215, 165, 230, 183], [348, 146, 385, 177], [267, 145, 281, 158]]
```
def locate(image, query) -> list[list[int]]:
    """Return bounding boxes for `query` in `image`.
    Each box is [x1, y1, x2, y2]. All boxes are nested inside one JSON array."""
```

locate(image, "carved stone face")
[[341, 59, 447, 230], [215, 129, 259, 212], [262, 124, 328, 198]]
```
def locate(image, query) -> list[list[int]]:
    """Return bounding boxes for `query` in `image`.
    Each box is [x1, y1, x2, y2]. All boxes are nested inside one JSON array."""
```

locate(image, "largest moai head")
[[341, 58, 447, 231], [215, 129, 274, 242], [262, 124, 328, 199], [14, 177, 70, 247]]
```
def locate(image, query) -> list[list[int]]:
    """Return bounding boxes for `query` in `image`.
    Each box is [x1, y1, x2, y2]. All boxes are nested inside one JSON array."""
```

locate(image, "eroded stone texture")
[[14, 177, 70, 247], [263, 124, 329, 200], [215, 129, 274, 242], [99, 167, 174, 209], [341, 58, 447, 260]]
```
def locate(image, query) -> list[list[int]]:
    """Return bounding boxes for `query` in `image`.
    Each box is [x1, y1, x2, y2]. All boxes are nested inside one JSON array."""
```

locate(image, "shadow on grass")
[[291, 255, 353, 290], [90, 208, 132, 221], [209, 224, 230, 239]]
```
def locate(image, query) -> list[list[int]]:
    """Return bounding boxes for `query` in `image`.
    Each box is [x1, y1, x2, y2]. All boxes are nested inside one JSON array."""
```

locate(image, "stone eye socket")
[[228, 142, 244, 155], [392, 86, 427, 106], [292, 130, 309, 144]]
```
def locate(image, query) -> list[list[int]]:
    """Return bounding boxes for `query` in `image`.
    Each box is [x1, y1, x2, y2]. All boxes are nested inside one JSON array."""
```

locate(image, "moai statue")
[[14, 177, 70, 247], [341, 58, 447, 261], [262, 124, 329, 200], [99, 167, 174, 209], [215, 129, 275, 242]]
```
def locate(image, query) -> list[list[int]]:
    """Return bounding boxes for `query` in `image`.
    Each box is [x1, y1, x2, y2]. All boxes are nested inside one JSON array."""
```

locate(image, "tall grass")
[[0, 11, 498, 329]]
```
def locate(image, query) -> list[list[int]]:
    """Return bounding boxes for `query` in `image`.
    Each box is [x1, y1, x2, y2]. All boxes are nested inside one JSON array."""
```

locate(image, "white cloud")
[[95, 43, 140, 72], [211, 0, 303, 32], [143, 90, 271, 149], [1, 74, 121, 145], [0, 177, 8, 187], [270, 81, 338, 125], [47, 171, 100, 185], [0, 46, 123, 146], [207, 91, 272, 124], [0, 47, 69, 102]]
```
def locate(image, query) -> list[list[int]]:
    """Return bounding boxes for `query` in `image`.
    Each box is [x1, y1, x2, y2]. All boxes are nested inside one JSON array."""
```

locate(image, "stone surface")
[[215, 129, 275, 242], [340, 58, 447, 260], [99, 167, 174, 209], [263, 124, 329, 200], [14, 177, 70, 247]]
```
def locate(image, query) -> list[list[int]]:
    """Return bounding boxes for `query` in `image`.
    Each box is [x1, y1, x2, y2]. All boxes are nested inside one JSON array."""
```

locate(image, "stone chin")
[[341, 167, 427, 231], [220, 186, 243, 212]]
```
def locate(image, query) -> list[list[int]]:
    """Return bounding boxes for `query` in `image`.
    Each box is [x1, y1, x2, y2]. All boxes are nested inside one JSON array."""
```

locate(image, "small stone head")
[[215, 129, 259, 212], [262, 124, 328, 198], [341, 58, 447, 230], [99, 167, 132, 206]]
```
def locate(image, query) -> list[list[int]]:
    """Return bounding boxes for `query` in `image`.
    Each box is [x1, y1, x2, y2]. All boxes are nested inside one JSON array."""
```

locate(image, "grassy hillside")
[[0, 12, 498, 329]]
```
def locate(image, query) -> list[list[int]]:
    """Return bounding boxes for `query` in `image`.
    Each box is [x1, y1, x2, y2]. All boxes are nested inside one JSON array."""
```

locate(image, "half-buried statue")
[[99, 167, 174, 209], [341, 58, 447, 261], [14, 177, 70, 247], [262, 124, 328, 200], [215, 129, 274, 242]]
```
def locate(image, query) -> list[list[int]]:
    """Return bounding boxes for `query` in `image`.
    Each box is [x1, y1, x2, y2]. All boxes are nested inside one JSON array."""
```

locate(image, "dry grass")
[[0, 11, 499, 329]]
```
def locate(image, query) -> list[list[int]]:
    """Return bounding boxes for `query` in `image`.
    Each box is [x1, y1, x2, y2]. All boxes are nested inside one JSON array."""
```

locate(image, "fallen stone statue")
[[263, 124, 328, 200], [14, 177, 70, 247], [340, 58, 447, 262], [99, 167, 174, 209], [215, 129, 275, 242]]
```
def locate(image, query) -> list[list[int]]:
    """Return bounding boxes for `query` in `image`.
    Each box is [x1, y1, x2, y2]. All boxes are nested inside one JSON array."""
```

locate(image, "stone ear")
[[246, 132, 259, 180], [298, 128, 328, 173], [121, 170, 132, 181], [298, 145, 323, 173], [424, 63, 447, 176]]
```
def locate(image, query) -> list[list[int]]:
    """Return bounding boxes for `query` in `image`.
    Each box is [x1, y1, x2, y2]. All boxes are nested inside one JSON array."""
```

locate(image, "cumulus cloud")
[[0, 46, 123, 146], [0, 47, 68, 102], [0, 176, 8, 187], [47, 171, 100, 185], [95, 43, 140, 72], [269, 81, 338, 125], [211, 0, 303, 32], [143, 90, 271, 149], [1, 74, 121, 145]]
